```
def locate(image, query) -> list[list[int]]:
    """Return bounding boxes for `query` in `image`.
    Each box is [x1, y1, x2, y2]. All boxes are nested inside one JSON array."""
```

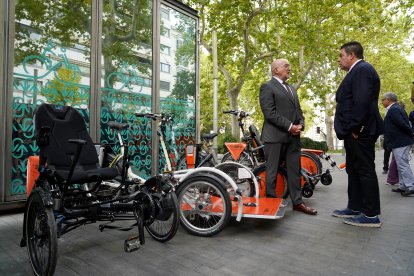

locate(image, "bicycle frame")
[[223, 110, 263, 168], [106, 114, 246, 222]]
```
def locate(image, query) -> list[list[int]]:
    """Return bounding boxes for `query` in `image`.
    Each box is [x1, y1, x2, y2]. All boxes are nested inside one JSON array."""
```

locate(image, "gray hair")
[[382, 92, 397, 102]]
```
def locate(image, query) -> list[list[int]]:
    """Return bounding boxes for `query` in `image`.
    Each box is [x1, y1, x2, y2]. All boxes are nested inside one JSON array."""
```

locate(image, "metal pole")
[[212, 31, 218, 157]]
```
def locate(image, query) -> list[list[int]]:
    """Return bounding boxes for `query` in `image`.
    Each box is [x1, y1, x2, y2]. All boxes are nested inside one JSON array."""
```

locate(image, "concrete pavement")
[[0, 151, 413, 275]]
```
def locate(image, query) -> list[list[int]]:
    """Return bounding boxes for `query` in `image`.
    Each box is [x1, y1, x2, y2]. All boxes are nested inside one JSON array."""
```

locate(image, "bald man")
[[259, 58, 317, 215]]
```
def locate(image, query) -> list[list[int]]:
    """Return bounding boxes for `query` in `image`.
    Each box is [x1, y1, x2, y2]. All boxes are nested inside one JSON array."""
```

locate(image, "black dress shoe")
[[392, 188, 406, 193], [401, 190, 414, 197]]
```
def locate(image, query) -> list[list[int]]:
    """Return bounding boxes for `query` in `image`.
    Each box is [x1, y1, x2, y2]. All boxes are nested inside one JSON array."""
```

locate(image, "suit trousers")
[[383, 145, 391, 171], [344, 135, 381, 217], [392, 145, 414, 192], [264, 138, 302, 205]]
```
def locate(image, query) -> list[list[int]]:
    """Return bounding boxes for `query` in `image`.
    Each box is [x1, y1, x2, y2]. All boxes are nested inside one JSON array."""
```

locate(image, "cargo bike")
[[105, 112, 288, 237]]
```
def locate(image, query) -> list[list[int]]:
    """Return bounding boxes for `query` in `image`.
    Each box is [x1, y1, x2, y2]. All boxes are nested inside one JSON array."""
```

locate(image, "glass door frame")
[[0, 0, 199, 204]]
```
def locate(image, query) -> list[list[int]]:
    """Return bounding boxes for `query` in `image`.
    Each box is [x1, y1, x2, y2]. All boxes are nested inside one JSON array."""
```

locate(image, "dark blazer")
[[334, 60, 384, 140], [384, 103, 414, 149], [408, 110, 414, 132], [259, 77, 304, 143]]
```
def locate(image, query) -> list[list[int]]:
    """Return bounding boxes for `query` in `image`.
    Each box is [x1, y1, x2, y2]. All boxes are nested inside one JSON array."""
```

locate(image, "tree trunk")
[[228, 90, 240, 139], [324, 110, 334, 150]]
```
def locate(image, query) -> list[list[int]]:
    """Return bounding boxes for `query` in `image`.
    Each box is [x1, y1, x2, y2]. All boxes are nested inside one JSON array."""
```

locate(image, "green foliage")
[[15, 0, 153, 85], [170, 70, 196, 100], [301, 137, 328, 152], [41, 65, 82, 105], [183, 0, 414, 145]]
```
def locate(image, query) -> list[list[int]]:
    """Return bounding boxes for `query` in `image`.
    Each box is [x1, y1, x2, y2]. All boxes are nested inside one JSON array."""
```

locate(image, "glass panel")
[[12, 0, 92, 196], [100, 0, 153, 179], [159, 4, 197, 171]]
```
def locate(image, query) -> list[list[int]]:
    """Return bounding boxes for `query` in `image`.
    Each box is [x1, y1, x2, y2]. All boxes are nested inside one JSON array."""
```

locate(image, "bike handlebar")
[[222, 110, 250, 118], [135, 113, 174, 123]]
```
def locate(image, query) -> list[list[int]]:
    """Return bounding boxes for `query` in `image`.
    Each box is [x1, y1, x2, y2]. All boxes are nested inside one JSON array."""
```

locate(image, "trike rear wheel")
[[176, 176, 231, 237]]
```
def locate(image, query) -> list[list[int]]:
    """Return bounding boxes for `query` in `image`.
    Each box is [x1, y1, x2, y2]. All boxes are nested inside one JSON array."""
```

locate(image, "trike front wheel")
[[26, 192, 58, 276]]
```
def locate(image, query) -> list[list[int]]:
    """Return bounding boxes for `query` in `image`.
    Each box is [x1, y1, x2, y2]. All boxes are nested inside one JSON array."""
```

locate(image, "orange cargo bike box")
[[213, 163, 287, 220]]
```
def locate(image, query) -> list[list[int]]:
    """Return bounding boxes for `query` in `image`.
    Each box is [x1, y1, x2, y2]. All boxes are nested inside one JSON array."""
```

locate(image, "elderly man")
[[259, 58, 317, 215], [382, 92, 414, 196]]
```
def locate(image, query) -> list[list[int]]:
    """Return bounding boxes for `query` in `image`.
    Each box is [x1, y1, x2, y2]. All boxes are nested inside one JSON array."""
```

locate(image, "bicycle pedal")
[[124, 236, 141, 252]]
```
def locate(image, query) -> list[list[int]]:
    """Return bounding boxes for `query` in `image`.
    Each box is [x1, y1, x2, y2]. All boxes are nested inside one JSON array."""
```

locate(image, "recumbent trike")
[[20, 104, 180, 276]]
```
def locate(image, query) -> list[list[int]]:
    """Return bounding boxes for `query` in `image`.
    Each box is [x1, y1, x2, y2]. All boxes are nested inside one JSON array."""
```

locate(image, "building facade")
[[0, 0, 199, 209]]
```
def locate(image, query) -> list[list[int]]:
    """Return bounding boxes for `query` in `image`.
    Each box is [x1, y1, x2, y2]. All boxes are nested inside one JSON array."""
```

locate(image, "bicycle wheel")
[[300, 151, 322, 185], [26, 192, 58, 276], [145, 192, 179, 242], [176, 176, 231, 237], [215, 162, 255, 197], [221, 151, 254, 169], [253, 163, 289, 199]]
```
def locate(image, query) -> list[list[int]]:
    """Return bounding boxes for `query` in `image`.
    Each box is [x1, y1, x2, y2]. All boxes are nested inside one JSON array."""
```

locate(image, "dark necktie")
[[283, 81, 294, 99]]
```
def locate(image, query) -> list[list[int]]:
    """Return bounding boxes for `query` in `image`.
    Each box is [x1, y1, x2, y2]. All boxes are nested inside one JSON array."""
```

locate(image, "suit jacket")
[[259, 77, 304, 143], [334, 60, 384, 140], [408, 110, 414, 132], [384, 103, 414, 149]]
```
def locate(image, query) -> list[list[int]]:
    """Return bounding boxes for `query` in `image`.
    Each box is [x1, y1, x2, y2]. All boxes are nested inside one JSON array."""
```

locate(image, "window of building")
[[161, 27, 170, 38], [160, 80, 170, 91], [176, 39, 183, 49], [161, 8, 170, 20], [160, 44, 170, 55], [160, 63, 170, 73]]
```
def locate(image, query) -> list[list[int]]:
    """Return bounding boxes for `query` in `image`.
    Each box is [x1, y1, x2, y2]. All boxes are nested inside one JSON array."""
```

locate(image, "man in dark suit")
[[382, 92, 414, 196], [259, 58, 317, 215], [333, 41, 383, 227]]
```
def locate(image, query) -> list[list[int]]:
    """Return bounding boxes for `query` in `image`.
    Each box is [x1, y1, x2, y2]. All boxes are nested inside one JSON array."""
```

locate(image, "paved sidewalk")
[[1, 151, 413, 275]]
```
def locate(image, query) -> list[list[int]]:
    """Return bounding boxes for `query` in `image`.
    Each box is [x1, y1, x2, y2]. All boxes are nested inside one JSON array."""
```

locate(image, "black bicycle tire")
[[301, 151, 323, 175], [26, 192, 58, 276], [254, 164, 289, 199], [145, 192, 179, 242], [214, 162, 255, 197]]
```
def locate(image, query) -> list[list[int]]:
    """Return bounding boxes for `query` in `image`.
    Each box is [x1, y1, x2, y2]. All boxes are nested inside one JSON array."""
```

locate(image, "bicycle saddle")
[[201, 133, 217, 140], [108, 121, 130, 131]]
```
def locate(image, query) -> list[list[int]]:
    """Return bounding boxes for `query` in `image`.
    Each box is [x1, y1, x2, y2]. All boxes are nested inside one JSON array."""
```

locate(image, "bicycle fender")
[[179, 172, 224, 187], [175, 167, 238, 191], [215, 161, 259, 198], [32, 187, 54, 207]]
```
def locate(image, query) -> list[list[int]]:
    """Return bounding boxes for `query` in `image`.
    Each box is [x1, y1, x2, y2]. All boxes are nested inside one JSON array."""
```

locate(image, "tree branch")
[[115, 0, 139, 42]]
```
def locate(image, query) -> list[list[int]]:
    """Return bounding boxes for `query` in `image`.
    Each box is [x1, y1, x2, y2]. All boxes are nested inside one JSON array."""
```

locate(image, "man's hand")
[[289, 124, 302, 135]]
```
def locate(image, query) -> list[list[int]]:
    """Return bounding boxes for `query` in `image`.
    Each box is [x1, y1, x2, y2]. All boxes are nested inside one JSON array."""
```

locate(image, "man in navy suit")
[[259, 59, 317, 215], [382, 92, 414, 196], [332, 42, 383, 227]]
